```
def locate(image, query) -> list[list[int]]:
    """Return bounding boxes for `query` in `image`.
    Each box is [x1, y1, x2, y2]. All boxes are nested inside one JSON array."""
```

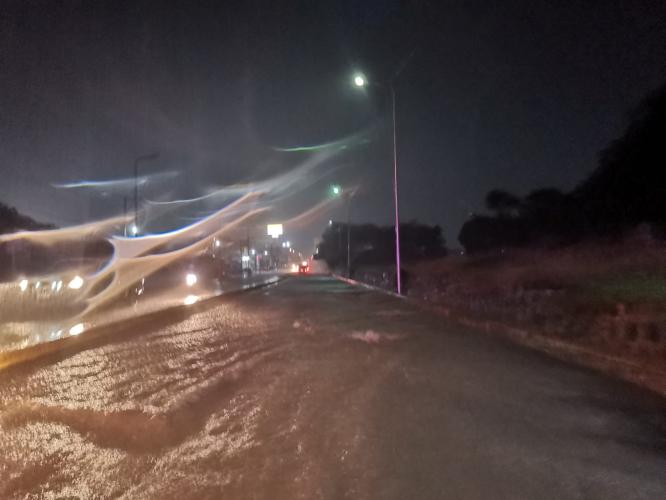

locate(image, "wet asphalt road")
[[0, 276, 665, 499]]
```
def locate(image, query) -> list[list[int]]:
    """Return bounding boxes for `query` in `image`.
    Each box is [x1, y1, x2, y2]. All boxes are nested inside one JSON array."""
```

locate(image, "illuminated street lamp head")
[[353, 74, 366, 87], [331, 184, 342, 196]]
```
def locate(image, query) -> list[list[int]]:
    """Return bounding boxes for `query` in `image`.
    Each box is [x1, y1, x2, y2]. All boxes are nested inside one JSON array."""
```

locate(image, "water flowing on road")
[[1, 277, 665, 499]]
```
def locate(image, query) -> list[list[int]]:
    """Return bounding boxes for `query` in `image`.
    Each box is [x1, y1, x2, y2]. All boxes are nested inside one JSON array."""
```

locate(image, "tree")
[[459, 82, 666, 253], [316, 221, 447, 270], [575, 83, 666, 235], [458, 215, 531, 253], [484, 189, 522, 217], [0, 201, 54, 234]]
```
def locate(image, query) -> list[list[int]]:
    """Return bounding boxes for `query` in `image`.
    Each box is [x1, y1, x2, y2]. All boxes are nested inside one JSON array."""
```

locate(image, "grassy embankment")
[[401, 240, 666, 393]]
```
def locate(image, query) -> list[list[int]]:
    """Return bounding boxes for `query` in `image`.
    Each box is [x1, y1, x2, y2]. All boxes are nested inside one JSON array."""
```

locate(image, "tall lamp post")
[[353, 74, 402, 294], [133, 153, 159, 236]]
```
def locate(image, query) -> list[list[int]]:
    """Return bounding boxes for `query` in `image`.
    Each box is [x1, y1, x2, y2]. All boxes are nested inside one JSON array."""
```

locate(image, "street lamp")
[[353, 74, 366, 87], [352, 73, 403, 294]]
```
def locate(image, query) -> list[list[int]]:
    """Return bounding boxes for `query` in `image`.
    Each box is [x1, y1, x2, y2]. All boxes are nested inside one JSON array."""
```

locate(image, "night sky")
[[2, 0, 666, 250]]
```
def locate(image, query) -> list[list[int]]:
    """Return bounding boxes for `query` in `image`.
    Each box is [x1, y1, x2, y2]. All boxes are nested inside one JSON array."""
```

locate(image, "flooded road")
[[1, 276, 665, 499]]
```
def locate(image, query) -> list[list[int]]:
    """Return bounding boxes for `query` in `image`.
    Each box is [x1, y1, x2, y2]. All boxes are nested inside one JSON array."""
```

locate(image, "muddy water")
[[1, 277, 665, 499]]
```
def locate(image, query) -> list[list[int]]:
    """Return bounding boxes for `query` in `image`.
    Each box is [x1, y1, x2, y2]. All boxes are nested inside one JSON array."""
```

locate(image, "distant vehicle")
[[298, 261, 309, 274]]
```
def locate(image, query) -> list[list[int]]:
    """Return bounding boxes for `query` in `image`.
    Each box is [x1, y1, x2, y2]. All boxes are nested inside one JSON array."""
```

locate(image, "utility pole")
[[346, 204, 351, 278], [246, 229, 252, 271], [344, 189, 357, 278], [123, 197, 128, 237], [133, 153, 159, 235]]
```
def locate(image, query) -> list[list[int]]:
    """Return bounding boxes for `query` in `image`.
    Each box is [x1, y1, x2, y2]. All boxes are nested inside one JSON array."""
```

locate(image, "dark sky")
[[2, 0, 666, 250]]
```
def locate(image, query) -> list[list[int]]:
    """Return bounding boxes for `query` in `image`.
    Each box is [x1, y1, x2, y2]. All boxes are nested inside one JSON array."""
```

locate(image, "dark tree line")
[[0, 202, 54, 235], [0, 203, 80, 281], [459, 83, 666, 253], [316, 221, 447, 271]]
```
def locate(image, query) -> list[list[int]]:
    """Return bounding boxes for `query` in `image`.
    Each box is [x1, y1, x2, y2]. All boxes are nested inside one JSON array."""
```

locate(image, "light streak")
[[2, 138, 366, 325], [0, 214, 130, 246], [82, 205, 268, 315], [53, 171, 179, 190]]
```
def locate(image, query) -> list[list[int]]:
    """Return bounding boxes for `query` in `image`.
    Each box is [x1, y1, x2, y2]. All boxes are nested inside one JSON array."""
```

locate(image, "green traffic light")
[[353, 74, 366, 87], [331, 185, 341, 196]]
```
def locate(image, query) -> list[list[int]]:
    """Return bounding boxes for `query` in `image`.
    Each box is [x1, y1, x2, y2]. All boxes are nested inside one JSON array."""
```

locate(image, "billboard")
[[267, 224, 283, 238]]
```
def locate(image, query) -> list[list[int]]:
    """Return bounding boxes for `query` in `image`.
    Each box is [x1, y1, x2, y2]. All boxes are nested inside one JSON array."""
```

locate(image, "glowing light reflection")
[[183, 295, 199, 305], [186, 273, 198, 287], [68, 276, 84, 290], [69, 323, 85, 336]]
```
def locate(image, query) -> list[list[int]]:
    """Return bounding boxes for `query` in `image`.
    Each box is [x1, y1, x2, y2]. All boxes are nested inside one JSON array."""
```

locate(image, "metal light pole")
[[133, 153, 159, 235], [353, 74, 402, 294], [345, 194, 352, 278], [390, 82, 402, 294]]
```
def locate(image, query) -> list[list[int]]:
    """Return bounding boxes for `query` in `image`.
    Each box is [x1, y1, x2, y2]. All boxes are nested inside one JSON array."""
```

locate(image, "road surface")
[[1, 276, 665, 499]]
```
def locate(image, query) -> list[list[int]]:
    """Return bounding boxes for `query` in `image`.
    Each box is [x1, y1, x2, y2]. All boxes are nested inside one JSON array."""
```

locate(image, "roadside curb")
[[0, 276, 287, 372], [332, 273, 406, 299], [333, 274, 666, 397]]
